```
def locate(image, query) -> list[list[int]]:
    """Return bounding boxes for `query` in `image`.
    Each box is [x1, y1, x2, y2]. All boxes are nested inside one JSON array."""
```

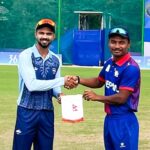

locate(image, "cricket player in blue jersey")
[[12, 18, 77, 150], [76, 27, 141, 150]]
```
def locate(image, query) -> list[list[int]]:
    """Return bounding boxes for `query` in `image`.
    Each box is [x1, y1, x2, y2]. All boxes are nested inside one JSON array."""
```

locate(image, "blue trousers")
[[13, 106, 54, 150], [104, 112, 139, 150]]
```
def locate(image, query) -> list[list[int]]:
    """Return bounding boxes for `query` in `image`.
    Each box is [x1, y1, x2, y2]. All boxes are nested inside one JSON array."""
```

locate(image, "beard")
[[37, 39, 52, 48]]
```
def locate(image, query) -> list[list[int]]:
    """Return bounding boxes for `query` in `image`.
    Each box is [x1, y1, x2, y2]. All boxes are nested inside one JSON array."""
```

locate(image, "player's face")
[[109, 36, 130, 58], [35, 27, 55, 48]]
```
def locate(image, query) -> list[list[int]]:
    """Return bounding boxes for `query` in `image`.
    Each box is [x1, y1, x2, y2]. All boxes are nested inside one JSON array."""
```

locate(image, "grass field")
[[0, 65, 150, 150]]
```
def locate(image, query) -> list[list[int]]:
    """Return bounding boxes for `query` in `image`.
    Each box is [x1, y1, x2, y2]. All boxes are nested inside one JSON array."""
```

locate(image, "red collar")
[[112, 53, 131, 66]]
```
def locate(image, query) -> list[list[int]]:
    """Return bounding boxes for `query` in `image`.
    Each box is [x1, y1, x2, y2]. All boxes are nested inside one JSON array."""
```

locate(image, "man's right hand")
[[64, 76, 79, 89]]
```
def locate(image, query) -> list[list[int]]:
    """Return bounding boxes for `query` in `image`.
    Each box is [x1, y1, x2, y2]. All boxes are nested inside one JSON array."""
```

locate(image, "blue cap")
[[109, 27, 130, 41]]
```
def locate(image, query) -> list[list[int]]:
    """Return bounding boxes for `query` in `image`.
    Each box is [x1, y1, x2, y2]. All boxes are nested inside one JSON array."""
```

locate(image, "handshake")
[[64, 76, 80, 89]]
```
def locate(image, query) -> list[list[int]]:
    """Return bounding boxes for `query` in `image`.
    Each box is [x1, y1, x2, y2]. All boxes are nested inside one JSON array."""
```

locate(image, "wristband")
[[76, 76, 80, 84]]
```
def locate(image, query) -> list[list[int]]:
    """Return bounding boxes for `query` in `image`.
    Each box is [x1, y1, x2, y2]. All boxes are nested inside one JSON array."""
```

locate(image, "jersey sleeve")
[[98, 64, 106, 82], [119, 65, 140, 91], [52, 58, 62, 98]]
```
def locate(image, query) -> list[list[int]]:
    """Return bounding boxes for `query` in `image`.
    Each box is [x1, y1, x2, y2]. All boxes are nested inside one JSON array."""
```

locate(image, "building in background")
[[0, 0, 144, 66]]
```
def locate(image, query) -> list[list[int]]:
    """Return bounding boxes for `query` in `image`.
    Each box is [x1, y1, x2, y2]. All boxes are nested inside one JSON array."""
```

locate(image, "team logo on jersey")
[[16, 129, 22, 135], [106, 80, 119, 93], [127, 62, 130, 66], [120, 142, 126, 148], [52, 68, 57, 74], [114, 69, 119, 77], [106, 65, 111, 72]]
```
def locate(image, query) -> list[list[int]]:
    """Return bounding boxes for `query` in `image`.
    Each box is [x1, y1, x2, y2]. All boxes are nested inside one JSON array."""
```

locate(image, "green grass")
[[0, 65, 150, 150]]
